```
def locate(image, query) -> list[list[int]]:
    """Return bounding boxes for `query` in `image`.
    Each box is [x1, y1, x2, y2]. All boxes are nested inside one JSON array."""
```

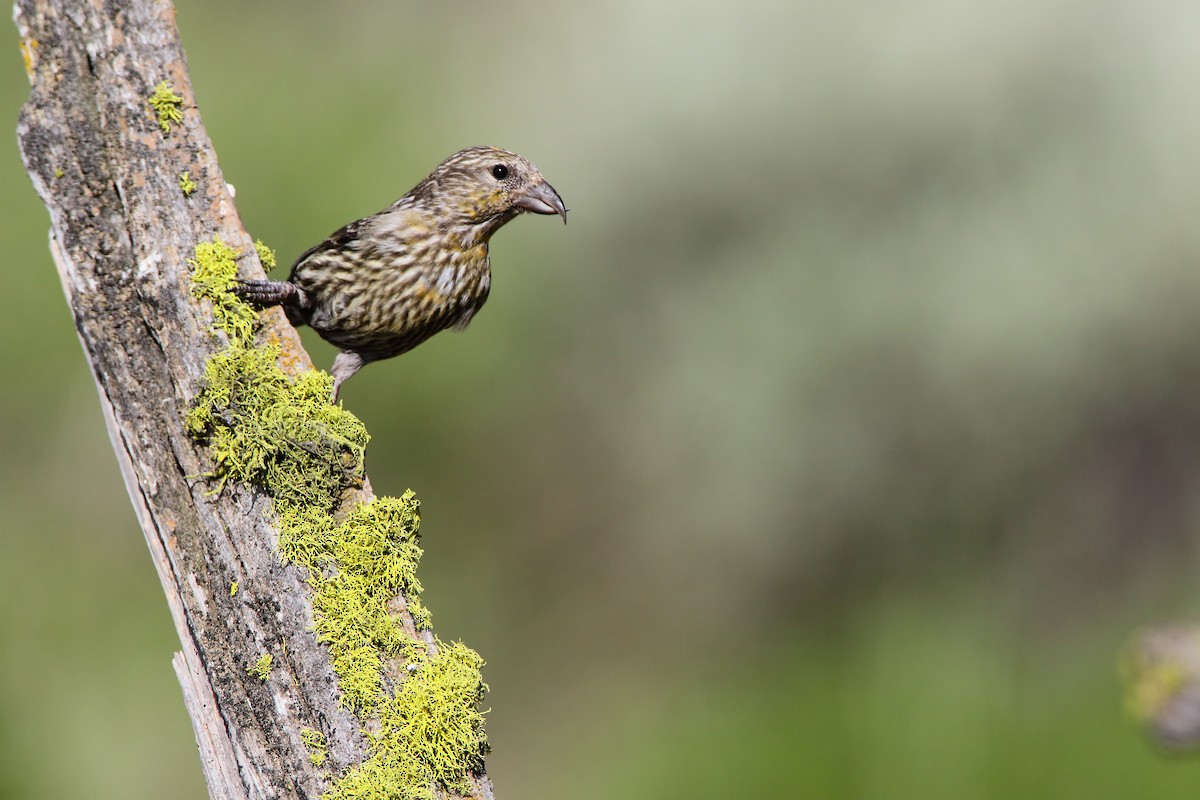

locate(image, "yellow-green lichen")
[[180, 171, 198, 196], [186, 343, 368, 507], [251, 653, 273, 681], [255, 239, 278, 271], [328, 642, 489, 800], [53, 167, 64, 179], [301, 727, 329, 767], [187, 236, 256, 347], [230, 580, 239, 597], [149, 80, 184, 134], [279, 493, 432, 712], [185, 238, 489, 799]]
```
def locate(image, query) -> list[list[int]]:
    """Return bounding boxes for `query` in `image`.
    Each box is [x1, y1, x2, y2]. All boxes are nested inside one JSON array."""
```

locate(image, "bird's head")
[[409, 146, 567, 237]]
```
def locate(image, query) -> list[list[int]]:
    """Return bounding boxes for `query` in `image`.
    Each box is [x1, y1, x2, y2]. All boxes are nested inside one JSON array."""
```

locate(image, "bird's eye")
[[491, 164, 509, 180]]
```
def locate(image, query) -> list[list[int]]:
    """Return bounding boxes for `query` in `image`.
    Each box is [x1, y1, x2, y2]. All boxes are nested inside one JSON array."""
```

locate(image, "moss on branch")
[[186, 236, 489, 800]]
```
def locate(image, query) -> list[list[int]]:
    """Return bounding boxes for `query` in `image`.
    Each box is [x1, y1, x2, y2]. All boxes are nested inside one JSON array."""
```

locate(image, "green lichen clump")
[[185, 236, 489, 799], [185, 344, 368, 507], [187, 236, 256, 346], [301, 727, 329, 767], [180, 171, 198, 196], [251, 653, 273, 681], [254, 239, 278, 271], [279, 493, 433, 713], [149, 80, 184, 133], [329, 642, 489, 800]]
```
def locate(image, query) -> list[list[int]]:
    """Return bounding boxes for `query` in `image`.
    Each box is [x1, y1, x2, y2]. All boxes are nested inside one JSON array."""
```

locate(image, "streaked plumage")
[[236, 146, 566, 397]]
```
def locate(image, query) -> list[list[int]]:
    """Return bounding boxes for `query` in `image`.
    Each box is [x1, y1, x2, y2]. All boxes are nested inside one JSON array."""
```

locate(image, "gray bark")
[[14, 2, 493, 798]]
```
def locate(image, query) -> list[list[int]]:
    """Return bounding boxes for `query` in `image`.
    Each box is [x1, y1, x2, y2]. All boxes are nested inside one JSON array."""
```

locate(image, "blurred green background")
[[5, 0, 1200, 797]]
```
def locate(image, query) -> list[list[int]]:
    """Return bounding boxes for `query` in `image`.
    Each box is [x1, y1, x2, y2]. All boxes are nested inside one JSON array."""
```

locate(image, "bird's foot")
[[234, 279, 308, 309]]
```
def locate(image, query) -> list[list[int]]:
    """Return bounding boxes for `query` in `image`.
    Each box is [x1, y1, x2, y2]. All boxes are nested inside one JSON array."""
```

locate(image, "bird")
[[235, 145, 567, 399]]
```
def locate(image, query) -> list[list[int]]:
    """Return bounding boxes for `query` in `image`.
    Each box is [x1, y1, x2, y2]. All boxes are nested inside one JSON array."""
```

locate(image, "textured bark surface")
[[14, 3, 493, 799]]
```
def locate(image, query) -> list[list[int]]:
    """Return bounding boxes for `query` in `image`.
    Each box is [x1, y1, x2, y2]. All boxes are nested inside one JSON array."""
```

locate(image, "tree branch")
[[15, 3, 495, 798]]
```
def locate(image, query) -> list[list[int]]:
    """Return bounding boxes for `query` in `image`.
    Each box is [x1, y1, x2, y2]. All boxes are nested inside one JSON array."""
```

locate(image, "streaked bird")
[[236, 146, 566, 398]]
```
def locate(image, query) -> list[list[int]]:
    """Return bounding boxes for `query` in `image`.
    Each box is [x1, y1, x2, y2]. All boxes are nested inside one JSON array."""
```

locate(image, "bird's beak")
[[514, 180, 568, 224]]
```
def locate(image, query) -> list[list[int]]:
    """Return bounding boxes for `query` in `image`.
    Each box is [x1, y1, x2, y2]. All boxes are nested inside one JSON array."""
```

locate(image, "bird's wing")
[[287, 217, 368, 280]]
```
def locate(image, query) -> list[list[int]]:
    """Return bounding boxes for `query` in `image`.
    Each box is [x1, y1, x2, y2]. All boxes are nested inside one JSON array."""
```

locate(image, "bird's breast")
[[397, 245, 490, 333], [300, 229, 492, 359]]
